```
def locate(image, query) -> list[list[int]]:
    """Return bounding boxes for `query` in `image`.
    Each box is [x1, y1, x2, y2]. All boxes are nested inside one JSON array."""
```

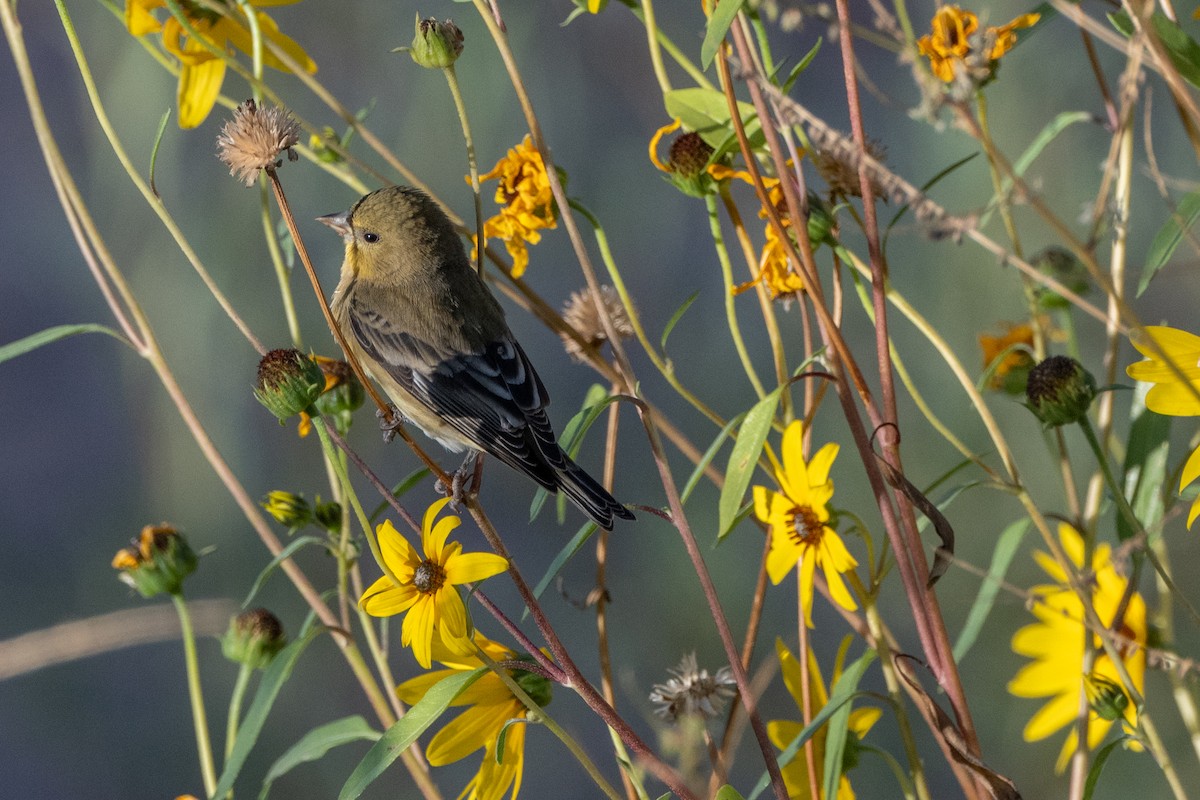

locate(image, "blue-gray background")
[[3, 2, 1200, 798]]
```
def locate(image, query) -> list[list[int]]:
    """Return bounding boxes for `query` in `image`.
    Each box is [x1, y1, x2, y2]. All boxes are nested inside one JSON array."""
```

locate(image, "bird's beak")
[[317, 211, 351, 239]]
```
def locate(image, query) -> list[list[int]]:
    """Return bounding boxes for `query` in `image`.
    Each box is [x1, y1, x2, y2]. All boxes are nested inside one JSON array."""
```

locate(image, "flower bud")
[[805, 193, 836, 247], [1084, 673, 1129, 722], [261, 490, 312, 529], [112, 524, 198, 597], [311, 357, 364, 435], [222, 608, 287, 670], [511, 657, 554, 708], [1025, 355, 1096, 427], [254, 349, 325, 424], [314, 498, 344, 533], [408, 16, 464, 69], [665, 132, 716, 198], [1033, 246, 1090, 310]]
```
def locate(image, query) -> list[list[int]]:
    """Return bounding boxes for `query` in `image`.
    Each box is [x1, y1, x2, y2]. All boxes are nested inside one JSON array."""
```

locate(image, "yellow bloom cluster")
[[478, 135, 558, 278], [124, 0, 315, 128], [917, 5, 1039, 83]]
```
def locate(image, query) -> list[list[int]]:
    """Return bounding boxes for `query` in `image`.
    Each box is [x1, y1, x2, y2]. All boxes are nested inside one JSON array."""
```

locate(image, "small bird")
[[320, 185, 634, 530]]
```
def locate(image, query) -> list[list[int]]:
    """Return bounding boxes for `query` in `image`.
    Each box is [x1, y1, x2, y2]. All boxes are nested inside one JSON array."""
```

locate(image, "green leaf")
[[339, 669, 487, 800], [661, 290, 700, 352], [1119, 381, 1170, 541], [149, 109, 171, 197], [1139, 190, 1200, 297], [258, 716, 380, 800], [781, 38, 821, 94], [700, 0, 744, 68], [952, 519, 1029, 662], [242, 536, 329, 609], [0, 324, 129, 365], [821, 650, 877, 800], [715, 787, 747, 800], [718, 388, 783, 540], [664, 88, 762, 153], [1110, 11, 1200, 87], [525, 519, 598, 620], [1083, 735, 1132, 800], [212, 627, 325, 799]]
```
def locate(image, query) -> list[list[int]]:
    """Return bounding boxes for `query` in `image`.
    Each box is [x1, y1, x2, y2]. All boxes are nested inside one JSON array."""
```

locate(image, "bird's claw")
[[435, 452, 482, 509], [377, 405, 406, 443]]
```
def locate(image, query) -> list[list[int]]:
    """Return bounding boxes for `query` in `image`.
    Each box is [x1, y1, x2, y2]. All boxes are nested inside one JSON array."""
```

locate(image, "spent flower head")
[[917, 5, 1039, 86], [476, 135, 558, 278], [359, 498, 508, 668], [650, 119, 717, 197], [217, 99, 301, 187], [222, 608, 287, 669], [112, 524, 198, 597], [649, 653, 737, 722], [254, 348, 325, 424], [1025, 355, 1096, 427], [559, 285, 634, 362]]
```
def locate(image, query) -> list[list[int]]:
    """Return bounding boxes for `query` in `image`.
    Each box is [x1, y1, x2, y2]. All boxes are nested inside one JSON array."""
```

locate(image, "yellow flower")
[[917, 5, 1039, 82], [768, 639, 881, 799], [979, 322, 1035, 392], [709, 164, 806, 300], [398, 633, 547, 800], [360, 498, 508, 668], [753, 421, 858, 627], [477, 136, 557, 278], [124, 0, 316, 128], [1127, 325, 1200, 526], [1008, 523, 1146, 772]]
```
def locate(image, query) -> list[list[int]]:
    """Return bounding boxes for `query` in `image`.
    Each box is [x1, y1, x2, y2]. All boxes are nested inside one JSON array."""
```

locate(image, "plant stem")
[[225, 662, 253, 767], [173, 593, 218, 797], [441, 63, 486, 276]]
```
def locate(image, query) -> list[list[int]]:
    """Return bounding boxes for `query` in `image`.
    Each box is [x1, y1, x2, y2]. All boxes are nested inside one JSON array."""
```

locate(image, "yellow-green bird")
[[320, 185, 634, 530]]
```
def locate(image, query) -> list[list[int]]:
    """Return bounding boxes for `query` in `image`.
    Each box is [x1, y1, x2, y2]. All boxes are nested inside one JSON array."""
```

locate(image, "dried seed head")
[[649, 653, 737, 722], [815, 138, 887, 200], [217, 99, 301, 187], [560, 285, 633, 362]]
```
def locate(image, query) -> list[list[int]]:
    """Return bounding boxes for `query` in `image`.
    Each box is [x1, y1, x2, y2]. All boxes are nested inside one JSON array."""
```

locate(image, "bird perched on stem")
[[320, 185, 634, 530]]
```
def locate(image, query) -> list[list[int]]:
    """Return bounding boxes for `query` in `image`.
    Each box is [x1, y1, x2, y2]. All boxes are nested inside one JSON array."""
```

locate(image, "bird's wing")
[[347, 295, 563, 488]]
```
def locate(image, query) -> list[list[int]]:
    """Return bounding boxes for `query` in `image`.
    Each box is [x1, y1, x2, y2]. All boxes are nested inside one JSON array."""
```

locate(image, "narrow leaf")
[[1120, 381, 1170, 540], [700, 0, 745, 68], [661, 290, 700, 352], [681, 413, 744, 506], [718, 388, 783, 540], [149, 109, 171, 197], [1139, 190, 1200, 297], [821, 650, 877, 800], [781, 39, 821, 94], [211, 628, 324, 799], [715, 787, 747, 800], [953, 519, 1029, 662], [339, 669, 487, 800], [1083, 736, 1131, 800], [242, 536, 329, 609], [525, 519, 598, 619], [258, 716, 380, 800], [0, 324, 128, 365]]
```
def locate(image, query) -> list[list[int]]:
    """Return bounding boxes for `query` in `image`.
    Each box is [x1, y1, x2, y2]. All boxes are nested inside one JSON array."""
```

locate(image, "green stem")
[[259, 182, 304, 348], [473, 645, 623, 800], [233, 0, 264, 89], [442, 63, 485, 275], [173, 593, 218, 797], [706, 193, 766, 399], [224, 662, 253, 769]]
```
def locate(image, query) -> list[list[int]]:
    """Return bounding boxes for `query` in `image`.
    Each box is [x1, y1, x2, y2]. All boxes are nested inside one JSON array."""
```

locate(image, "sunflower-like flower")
[[477, 135, 557, 278], [768, 639, 881, 799], [753, 420, 858, 627], [360, 498, 508, 668], [1127, 325, 1200, 526], [397, 633, 550, 800], [124, 0, 316, 128], [1008, 523, 1146, 772], [917, 5, 1039, 83]]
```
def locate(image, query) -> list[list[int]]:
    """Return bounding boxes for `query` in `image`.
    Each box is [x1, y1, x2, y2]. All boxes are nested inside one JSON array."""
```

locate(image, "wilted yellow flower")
[[359, 498, 508, 669], [917, 5, 1039, 83], [709, 165, 807, 300], [124, 0, 316, 128], [979, 322, 1035, 393], [477, 136, 557, 278], [1008, 523, 1145, 772], [753, 420, 858, 627]]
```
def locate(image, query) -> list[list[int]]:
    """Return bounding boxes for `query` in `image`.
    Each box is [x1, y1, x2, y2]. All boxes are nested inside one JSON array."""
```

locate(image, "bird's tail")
[[554, 453, 635, 531]]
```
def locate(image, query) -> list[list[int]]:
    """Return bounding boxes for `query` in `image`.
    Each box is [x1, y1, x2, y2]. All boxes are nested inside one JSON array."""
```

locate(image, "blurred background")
[[3, 1, 1200, 798]]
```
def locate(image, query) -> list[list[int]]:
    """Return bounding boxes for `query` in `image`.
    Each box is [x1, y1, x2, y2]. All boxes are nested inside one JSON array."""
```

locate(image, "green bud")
[[254, 348, 325, 424], [805, 193, 836, 247], [1084, 673, 1129, 722], [511, 657, 553, 708], [222, 608, 287, 670], [311, 358, 364, 435], [261, 490, 312, 528], [1025, 355, 1096, 427], [112, 524, 198, 598], [314, 498, 344, 533], [408, 16, 464, 69], [1033, 246, 1090, 310]]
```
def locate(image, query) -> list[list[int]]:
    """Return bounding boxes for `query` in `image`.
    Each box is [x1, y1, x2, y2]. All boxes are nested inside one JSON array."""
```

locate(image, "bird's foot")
[[377, 405, 406, 443], [435, 452, 483, 508]]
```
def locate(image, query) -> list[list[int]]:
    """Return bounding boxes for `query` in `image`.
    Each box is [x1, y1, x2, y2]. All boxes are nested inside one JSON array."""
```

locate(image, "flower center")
[[787, 505, 823, 545], [412, 559, 446, 594]]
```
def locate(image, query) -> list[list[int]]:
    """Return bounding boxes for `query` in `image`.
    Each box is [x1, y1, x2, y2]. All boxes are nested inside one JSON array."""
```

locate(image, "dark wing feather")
[[347, 295, 560, 489]]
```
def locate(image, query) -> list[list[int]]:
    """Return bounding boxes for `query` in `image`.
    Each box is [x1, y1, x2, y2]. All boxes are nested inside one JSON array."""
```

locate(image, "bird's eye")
[[362, 231, 380, 244]]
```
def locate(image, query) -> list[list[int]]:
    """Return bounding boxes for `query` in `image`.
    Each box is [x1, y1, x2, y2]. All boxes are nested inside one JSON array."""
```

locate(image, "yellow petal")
[[1021, 690, 1078, 742], [376, 520, 419, 576], [435, 586, 469, 642], [798, 548, 818, 627], [125, 0, 163, 35], [424, 510, 461, 562], [475, 717, 526, 800], [445, 551, 509, 584], [648, 118, 682, 173], [176, 56, 225, 128], [821, 550, 858, 613], [359, 577, 418, 617], [766, 527, 801, 585], [426, 702, 504, 765], [402, 596, 437, 669], [396, 667, 458, 705]]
